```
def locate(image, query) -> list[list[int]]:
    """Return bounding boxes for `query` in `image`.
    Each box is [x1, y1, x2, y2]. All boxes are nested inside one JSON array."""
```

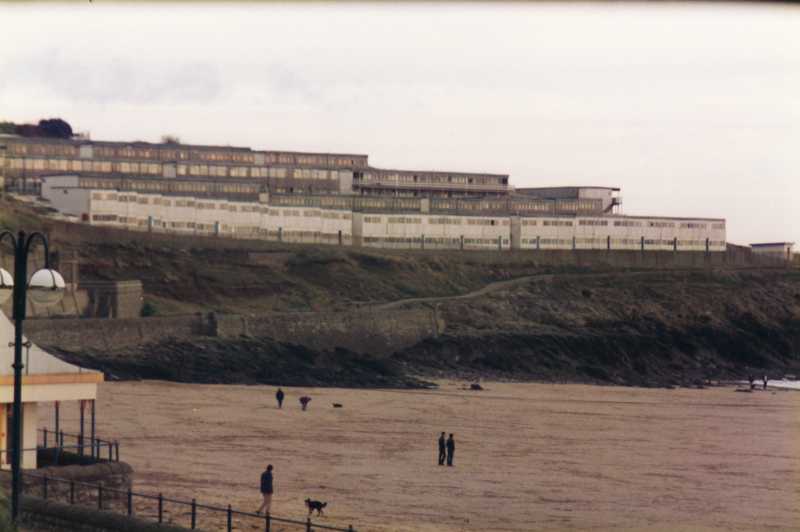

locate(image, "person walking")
[[256, 464, 274, 515], [299, 396, 311, 411], [438, 432, 446, 466], [446, 433, 455, 467], [276, 388, 285, 409], [763, 375, 768, 390]]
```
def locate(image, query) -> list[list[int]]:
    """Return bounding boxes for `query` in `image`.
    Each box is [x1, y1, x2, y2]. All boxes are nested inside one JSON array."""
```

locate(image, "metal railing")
[[20, 470, 357, 532], [38, 428, 120, 462]]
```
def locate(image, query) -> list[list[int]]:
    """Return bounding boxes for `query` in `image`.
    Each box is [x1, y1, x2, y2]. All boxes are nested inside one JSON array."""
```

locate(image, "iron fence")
[[21, 470, 356, 532], [38, 428, 120, 462]]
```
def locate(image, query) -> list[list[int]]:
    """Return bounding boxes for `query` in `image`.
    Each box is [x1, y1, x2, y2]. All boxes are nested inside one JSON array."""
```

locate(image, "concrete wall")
[[80, 281, 143, 319], [20, 496, 190, 532], [25, 307, 442, 357]]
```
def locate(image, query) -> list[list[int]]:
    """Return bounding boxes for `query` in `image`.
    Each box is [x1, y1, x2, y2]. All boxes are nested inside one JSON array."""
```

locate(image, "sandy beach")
[[41, 381, 800, 531]]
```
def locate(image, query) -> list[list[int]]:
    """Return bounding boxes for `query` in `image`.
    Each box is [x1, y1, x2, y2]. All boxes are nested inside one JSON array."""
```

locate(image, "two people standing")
[[437, 432, 455, 466], [274, 388, 312, 411]]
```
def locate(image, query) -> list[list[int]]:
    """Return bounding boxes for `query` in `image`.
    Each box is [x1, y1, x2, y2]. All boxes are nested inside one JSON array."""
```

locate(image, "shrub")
[[140, 301, 158, 317]]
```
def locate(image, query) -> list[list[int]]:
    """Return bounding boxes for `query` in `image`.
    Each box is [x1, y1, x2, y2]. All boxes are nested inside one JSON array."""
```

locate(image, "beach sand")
[[42, 381, 800, 531]]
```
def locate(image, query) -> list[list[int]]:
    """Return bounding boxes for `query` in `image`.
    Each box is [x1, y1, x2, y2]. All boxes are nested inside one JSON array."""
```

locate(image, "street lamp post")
[[0, 230, 65, 521]]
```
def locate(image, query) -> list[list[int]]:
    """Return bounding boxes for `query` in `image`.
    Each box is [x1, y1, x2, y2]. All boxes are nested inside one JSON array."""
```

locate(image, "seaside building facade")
[[0, 312, 103, 469], [3, 133, 727, 253], [40, 174, 727, 252], [0, 135, 510, 198]]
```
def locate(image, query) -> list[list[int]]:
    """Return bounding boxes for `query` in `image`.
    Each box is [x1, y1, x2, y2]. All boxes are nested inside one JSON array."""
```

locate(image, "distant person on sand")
[[256, 464, 274, 515], [763, 375, 768, 390], [438, 432, 446, 466], [276, 388, 285, 409], [446, 434, 455, 467], [748, 375, 755, 390], [299, 396, 311, 411]]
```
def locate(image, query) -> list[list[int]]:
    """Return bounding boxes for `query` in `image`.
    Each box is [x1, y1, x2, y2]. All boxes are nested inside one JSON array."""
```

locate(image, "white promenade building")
[[40, 175, 727, 253], [0, 312, 103, 469]]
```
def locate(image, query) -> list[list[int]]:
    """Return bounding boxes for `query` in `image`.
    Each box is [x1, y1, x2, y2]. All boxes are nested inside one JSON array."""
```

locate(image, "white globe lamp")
[[27, 268, 65, 306], [0, 268, 13, 305]]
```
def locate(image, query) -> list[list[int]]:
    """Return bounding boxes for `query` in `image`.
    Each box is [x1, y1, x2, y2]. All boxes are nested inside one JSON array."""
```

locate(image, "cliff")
[[3, 199, 799, 388]]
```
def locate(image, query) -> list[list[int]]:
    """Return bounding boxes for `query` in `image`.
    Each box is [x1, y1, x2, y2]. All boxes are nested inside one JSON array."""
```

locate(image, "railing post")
[[43, 428, 48, 448], [158, 493, 163, 523], [306, 516, 312, 532], [59, 430, 64, 451], [265, 512, 271, 532], [127, 489, 133, 516], [43, 475, 48, 499], [108, 441, 112, 461], [227, 504, 232, 532], [96, 439, 101, 460], [191, 498, 197, 529], [348, 526, 354, 532], [69, 480, 75, 504], [79, 400, 85, 456], [115, 441, 120, 462]]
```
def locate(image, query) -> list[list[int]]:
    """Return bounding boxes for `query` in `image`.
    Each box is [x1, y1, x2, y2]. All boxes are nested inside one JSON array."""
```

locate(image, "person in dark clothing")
[[763, 375, 768, 390], [299, 396, 311, 411], [748, 375, 755, 390], [256, 465, 274, 515], [276, 388, 285, 409], [446, 434, 455, 466], [438, 432, 446, 466]]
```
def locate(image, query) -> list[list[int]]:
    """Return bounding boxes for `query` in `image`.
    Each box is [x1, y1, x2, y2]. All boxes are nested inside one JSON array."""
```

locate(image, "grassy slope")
[[4, 197, 800, 387]]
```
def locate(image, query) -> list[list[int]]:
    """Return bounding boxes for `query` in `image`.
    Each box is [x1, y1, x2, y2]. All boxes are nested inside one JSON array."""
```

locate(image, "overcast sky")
[[1, 2, 798, 245]]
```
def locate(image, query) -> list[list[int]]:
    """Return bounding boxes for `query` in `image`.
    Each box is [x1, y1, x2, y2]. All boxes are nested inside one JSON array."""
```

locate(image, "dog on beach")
[[305, 498, 327, 516]]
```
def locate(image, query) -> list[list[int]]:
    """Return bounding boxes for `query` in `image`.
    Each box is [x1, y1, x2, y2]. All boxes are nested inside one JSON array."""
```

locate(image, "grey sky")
[[1, 2, 798, 245]]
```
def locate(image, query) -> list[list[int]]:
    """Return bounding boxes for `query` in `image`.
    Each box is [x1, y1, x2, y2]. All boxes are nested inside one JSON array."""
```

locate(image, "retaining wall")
[[20, 496, 190, 532], [25, 307, 442, 356]]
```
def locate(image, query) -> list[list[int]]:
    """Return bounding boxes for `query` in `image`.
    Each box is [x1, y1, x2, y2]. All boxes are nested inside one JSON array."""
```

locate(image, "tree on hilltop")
[[37, 118, 73, 138]]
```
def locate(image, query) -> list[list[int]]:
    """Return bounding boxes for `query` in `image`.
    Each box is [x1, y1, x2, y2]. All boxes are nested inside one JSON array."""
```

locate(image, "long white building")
[[40, 175, 726, 252]]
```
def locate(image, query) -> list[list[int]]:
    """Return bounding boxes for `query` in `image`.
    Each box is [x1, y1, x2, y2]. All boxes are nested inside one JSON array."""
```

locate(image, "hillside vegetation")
[[3, 197, 800, 387]]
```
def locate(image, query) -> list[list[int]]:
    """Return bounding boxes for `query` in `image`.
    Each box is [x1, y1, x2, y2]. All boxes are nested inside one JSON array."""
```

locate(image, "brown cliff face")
[[4, 199, 800, 387], [393, 270, 800, 386]]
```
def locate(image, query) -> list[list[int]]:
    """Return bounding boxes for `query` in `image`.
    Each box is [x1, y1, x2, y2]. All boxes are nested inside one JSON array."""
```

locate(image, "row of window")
[[3, 157, 350, 180], [519, 237, 726, 247], [362, 236, 508, 245], [387, 216, 423, 224], [366, 172, 508, 187], [7, 142, 367, 167], [90, 192, 725, 235]]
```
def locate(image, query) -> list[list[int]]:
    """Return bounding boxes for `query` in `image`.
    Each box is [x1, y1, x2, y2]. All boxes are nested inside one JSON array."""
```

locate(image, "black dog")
[[305, 498, 327, 516]]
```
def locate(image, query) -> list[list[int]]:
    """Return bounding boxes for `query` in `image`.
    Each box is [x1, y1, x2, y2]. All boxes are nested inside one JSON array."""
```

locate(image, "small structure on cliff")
[[0, 312, 103, 469], [749, 242, 794, 263]]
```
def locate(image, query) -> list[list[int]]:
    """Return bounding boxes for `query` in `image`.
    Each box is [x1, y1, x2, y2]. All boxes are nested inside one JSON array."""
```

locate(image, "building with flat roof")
[[0, 134, 510, 198], [515, 186, 622, 214], [40, 174, 727, 254], [0, 312, 103, 469], [750, 242, 794, 262]]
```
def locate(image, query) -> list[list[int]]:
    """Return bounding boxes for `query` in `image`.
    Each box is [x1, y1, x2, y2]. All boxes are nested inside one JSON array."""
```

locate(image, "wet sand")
[[43, 381, 800, 531]]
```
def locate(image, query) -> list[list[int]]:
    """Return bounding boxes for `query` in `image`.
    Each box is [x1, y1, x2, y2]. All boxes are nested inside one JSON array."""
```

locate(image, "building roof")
[[0, 312, 100, 377], [516, 186, 621, 192], [368, 166, 508, 178], [1, 135, 369, 158]]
